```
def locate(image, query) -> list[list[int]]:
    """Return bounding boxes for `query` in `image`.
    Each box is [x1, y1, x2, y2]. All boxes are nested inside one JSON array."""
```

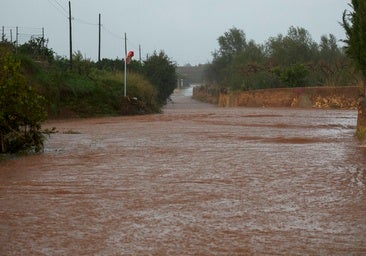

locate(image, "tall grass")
[[36, 64, 160, 118]]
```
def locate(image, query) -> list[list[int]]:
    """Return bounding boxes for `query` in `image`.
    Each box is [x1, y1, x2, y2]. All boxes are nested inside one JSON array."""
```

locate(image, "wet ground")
[[1, 87, 366, 255]]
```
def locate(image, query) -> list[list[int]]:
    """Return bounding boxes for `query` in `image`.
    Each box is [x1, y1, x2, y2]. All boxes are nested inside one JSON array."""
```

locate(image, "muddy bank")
[[1, 89, 366, 255]]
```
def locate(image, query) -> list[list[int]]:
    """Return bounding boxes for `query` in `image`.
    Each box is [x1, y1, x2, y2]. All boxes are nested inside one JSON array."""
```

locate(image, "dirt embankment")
[[193, 86, 363, 109]]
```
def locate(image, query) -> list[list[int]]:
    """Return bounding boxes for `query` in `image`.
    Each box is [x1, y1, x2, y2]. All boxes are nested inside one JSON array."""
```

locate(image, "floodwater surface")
[[1, 88, 366, 255]]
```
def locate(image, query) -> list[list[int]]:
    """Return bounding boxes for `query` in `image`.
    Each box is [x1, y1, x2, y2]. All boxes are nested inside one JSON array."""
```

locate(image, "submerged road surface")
[[1, 88, 366, 255]]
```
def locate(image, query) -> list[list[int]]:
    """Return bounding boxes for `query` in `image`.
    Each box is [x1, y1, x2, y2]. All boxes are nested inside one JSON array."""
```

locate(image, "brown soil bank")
[[194, 86, 363, 109]]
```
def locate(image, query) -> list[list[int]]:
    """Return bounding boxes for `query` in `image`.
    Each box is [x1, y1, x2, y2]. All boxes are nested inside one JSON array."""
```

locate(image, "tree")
[[316, 34, 350, 86], [143, 51, 177, 105], [342, 0, 366, 79], [217, 27, 247, 59], [207, 28, 248, 89], [0, 51, 47, 153], [319, 34, 342, 62], [204, 26, 351, 94], [223, 40, 267, 90], [265, 26, 317, 66], [342, 0, 366, 132]]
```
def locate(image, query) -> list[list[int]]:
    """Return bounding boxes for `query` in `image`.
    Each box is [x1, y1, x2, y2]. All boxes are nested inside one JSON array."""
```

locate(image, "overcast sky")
[[1, 0, 351, 66]]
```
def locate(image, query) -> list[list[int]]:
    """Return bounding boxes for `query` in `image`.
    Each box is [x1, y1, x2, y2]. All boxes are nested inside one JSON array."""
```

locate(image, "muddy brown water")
[[1, 88, 366, 255]]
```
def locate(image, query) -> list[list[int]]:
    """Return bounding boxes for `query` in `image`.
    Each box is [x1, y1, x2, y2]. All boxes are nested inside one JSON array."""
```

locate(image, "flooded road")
[[1, 87, 366, 255]]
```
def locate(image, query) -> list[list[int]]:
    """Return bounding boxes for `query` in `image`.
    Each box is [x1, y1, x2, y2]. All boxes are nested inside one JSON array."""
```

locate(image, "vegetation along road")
[[1, 87, 366, 255]]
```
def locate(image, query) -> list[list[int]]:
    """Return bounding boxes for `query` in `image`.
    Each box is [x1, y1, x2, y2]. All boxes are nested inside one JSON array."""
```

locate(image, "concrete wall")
[[212, 86, 363, 110]]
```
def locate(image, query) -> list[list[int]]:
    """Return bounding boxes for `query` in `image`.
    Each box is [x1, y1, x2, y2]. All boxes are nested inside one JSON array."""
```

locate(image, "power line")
[[1, 26, 45, 45], [46, 0, 126, 43], [5, 26, 41, 31], [46, 0, 68, 18], [53, 0, 68, 15], [102, 25, 123, 40], [46, 0, 99, 27], [74, 17, 98, 26], [12, 2, 144, 61], [18, 33, 43, 36]]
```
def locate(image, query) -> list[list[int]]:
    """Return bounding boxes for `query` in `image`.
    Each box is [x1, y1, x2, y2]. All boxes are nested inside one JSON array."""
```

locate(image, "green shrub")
[[0, 52, 47, 154], [143, 51, 177, 105]]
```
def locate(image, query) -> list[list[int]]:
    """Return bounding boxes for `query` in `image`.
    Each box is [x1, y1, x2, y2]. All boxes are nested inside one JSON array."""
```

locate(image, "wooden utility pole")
[[42, 27, 45, 47], [139, 44, 142, 63], [68, 1, 73, 70], [98, 13, 101, 62], [15, 26, 18, 47], [2, 26, 4, 42], [124, 33, 127, 97]]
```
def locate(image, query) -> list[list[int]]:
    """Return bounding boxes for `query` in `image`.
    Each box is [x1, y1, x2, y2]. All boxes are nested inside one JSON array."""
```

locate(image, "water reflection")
[[174, 84, 195, 97]]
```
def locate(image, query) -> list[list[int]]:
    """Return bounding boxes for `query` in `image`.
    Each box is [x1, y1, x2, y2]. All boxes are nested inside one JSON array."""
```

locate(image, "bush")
[[273, 64, 310, 87], [17, 37, 54, 62], [143, 51, 177, 105], [0, 52, 47, 154], [52, 69, 160, 117]]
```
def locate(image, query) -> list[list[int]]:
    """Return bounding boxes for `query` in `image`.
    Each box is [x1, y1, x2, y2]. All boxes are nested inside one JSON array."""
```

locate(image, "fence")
[[1, 26, 45, 46]]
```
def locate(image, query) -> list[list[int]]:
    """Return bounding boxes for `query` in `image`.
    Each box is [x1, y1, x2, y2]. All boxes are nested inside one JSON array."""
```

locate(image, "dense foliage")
[[0, 39, 177, 154], [342, 0, 366, 131], [205, 26, 355, 92], [143, 51, 177, 105], [0, 47, 47, 153], [342, 0, 366, 81]]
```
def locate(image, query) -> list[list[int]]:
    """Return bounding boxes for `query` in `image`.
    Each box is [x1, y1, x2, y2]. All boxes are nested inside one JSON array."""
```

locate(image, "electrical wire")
[[45, 0, 128, 44], [53, 0, 68, 15], [46, 0, 68, 18], [102, 25, 123, 40], [18, 33, 43, 36], [6, 1, 144, 59], [74, 17, 98, 26]]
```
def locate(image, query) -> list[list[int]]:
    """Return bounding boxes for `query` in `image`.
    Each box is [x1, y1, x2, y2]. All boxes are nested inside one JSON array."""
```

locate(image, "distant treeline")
[[200, 26, 362, 92], [177, 64, 208, 85]]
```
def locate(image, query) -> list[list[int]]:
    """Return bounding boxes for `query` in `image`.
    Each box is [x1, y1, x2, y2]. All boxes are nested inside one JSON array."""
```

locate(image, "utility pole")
[[15, 26, 18, 47], [124, 32, 127, 97], [68, 1, 73, 70], [139, 44, 142, 63], [10, 29, 12, 42], [2, 26, 4, 42], [42, 27, 45, 47], [98, 13, 101, 62]]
